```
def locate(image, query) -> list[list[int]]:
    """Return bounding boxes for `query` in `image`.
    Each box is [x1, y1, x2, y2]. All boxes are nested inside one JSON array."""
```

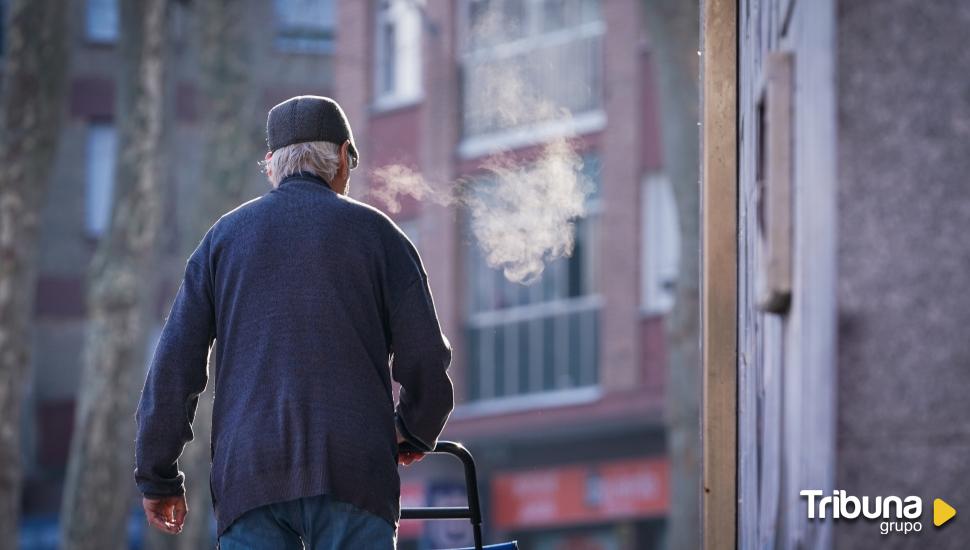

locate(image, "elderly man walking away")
[[133, 96, 454, 549]]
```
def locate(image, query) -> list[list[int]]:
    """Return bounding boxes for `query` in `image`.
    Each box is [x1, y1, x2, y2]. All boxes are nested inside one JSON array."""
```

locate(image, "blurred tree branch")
[[640, 1, 701, 549], [144, 0, 262, 546], [0, 1, 70, 546], [60, 0, 171, 548]]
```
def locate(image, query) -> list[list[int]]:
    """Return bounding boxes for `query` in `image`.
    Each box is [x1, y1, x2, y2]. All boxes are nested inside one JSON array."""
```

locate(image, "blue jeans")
[[218, 494, 396, 549]]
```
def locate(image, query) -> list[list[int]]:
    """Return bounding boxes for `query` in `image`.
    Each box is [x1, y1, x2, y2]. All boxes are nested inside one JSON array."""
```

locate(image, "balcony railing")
[[468, 296, 601, 402]]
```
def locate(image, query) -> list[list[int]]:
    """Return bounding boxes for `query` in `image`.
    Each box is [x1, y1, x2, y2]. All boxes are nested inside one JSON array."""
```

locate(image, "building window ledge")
[[273, 39, 335, 56], [453, 385, 602, 420], [458, 109, 606, 159], [370, 94, 424, 115]]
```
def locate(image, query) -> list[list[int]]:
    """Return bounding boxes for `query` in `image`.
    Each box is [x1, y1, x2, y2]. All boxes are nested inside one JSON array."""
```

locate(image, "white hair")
[[262, 141, 341, 187]]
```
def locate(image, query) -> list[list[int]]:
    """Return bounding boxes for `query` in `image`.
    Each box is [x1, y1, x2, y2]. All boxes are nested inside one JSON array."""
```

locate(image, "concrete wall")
[[834, 1, 970, 548]]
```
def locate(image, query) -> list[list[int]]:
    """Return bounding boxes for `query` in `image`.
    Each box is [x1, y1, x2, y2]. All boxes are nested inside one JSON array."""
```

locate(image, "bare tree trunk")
[[144, 2, 260, 547], [60, 1, 170, 548], [0, 1, 70, 546], [640, 2, 701, 549]]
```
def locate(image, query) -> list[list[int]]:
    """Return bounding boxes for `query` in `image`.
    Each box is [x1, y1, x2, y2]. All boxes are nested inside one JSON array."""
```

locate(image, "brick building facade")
[[336, 2, 675, 548]]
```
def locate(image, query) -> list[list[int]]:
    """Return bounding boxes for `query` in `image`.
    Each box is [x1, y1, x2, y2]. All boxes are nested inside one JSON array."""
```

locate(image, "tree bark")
[[639, 2, 701, 549], [0, 1, 70, 546], [60, 1, 170, 548], [144, 2, 260, 547]]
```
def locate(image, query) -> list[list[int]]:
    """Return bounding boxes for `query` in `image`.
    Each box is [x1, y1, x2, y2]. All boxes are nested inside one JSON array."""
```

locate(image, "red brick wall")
[[369, 105, 424, 219], [600, 0, 645, 391]]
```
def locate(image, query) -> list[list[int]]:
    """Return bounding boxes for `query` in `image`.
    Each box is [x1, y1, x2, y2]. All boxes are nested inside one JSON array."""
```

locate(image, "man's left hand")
[[398, 449, 425, 466], [142, 494, 187, 534], [396, 429, 426, 466]]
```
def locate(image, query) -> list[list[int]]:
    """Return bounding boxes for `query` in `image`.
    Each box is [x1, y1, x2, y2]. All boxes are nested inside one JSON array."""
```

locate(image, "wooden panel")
[[701, 0, 738, 549], [757, 52, 794, 313], [737, 0, 838, 547]]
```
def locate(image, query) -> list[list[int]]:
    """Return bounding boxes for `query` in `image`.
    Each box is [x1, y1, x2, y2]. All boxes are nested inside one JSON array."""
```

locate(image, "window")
[[460, 0, 604, 141], [465, 156, 601, 403], [374, 0, 424, 108], [145, 323, 162, 375], [85, 123, 117, 237], [396, 218, 421, 253], [85, 0, 119, 43], [274, 0, 335, 53], [640, 173, 680, 315]]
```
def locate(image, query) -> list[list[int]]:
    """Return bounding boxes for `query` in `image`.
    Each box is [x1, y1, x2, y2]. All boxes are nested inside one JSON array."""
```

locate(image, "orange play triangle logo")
[[934, 498, 956, 527]]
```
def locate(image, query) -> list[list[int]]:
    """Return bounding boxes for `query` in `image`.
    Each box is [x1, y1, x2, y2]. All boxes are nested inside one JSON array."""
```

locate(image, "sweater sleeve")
[[134, 241, 215, 498], [390, 275, 455, 452]]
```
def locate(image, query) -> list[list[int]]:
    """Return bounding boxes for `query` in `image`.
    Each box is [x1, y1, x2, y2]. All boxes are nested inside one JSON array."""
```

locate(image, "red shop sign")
[[492, 457, 669, 530]]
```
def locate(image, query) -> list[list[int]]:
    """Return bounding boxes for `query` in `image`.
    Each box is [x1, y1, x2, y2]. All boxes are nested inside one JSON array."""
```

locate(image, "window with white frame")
[[396, 218, 422, 254], [460, 0, 604, 141], [274, 0, 335, 53], [465, 156, 601, 403], [640, 173, 680, 315], [85, 123, 117, 237], [85, 0, 119, 43], [374, 0, 424, 108]]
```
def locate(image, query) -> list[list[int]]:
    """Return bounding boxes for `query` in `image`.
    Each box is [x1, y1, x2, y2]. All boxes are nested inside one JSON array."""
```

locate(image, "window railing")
[[467, 294, 601, 402]]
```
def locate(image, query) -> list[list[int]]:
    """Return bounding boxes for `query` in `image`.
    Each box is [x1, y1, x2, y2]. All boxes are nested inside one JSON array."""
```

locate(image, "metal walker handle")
[[399, 440, 484, 550]]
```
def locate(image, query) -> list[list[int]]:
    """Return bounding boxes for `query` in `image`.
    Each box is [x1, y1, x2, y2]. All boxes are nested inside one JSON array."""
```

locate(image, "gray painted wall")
[[835, 1, 970, 548]]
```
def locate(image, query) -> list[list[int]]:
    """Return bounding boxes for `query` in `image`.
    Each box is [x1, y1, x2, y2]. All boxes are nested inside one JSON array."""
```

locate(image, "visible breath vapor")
[[369, 5, 593, 284], [472, 139, 589, 283], [370, 164, 445, 213]]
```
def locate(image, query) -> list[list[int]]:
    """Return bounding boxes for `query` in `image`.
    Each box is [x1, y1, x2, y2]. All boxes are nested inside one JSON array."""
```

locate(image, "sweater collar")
[[278, 171, 333, 190]]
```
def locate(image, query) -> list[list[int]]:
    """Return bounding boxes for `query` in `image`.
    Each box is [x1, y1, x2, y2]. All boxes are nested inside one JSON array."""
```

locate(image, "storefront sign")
[[492, 457, 669, 530]]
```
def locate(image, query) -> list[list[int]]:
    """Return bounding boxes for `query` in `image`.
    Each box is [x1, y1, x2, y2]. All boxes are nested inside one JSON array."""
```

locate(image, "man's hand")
[[142, 495, 187, 534], [397, 429, 426, 466]]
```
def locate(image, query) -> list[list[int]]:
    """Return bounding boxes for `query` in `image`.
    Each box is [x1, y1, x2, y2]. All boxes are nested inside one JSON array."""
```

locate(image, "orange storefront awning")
[[492, 456, 669, 531]]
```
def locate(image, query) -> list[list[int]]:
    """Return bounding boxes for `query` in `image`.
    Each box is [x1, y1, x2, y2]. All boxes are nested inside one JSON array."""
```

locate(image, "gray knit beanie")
[[266, 95, 359, 169]]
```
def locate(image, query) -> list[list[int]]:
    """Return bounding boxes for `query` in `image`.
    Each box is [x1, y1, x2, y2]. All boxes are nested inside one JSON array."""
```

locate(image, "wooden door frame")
[[701, 0, 738, 549]]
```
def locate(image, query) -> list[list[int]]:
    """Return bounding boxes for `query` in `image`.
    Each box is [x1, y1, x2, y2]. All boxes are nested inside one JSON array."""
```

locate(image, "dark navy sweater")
[[134, 173, 454, 536]]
